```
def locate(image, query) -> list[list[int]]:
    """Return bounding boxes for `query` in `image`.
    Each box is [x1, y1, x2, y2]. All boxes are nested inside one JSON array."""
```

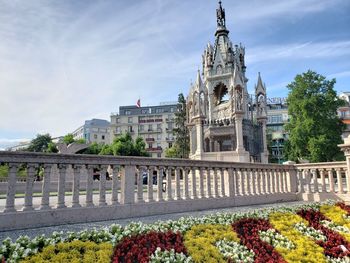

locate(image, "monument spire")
[[215, 0, 229, 37]]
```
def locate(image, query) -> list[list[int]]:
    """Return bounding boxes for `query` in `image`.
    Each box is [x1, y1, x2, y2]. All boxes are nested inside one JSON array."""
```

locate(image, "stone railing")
[[0, 151, 298, 230], [295, 161, 350, 202]]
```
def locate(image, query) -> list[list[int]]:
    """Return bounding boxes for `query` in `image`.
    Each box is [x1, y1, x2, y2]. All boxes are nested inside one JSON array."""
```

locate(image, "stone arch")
[[213, 82, 228, 105]]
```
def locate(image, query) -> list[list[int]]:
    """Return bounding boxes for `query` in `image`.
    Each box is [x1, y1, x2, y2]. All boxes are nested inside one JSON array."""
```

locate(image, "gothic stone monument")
[[187, 1, 269, 163]]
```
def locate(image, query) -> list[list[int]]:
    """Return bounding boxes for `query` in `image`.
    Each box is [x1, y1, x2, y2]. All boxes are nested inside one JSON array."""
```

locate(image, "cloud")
[[0, 138, 30, 151], [246, 41, 350, 64], [0, 0, 349, 141]]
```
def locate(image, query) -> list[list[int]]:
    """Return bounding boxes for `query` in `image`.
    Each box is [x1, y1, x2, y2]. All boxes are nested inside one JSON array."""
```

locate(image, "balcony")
[[166, 137, 174, 142], [166, 118, 175, 122], [146, 146, 162, 152], [145, 138, 155, 142]]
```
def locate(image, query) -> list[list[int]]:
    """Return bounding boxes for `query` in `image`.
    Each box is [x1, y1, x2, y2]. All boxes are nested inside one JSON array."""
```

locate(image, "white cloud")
[[0, 0, 349, 140], [246, 41, 350, 64]]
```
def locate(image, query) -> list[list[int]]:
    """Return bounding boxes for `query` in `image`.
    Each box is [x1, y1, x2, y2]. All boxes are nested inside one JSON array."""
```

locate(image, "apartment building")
[[72, 119, 110, 144], [110, 103, 177, 158], [265, 98, 289, 163]]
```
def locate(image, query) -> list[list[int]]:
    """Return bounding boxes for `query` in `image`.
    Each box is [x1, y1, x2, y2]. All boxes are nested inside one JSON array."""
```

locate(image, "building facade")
[[110, 103, 177, 158], [338, 92, 350, 138], [187, 1, 268, 163], [72, 119, 110, 144], [265, 98, 289, 163]]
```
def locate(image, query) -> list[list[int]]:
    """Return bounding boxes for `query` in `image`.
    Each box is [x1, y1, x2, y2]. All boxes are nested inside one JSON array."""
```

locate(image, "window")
[[141, 109, 148, 114], [128, 126, 133, 132], [148, 124, 153, 131], [168, 122, 173, 129], [157, 143, 161, 148], [148, 143, 153, 149], [116, 118, 120, 123], [168, 142, 173, 148], [128, 117, 133, 123], [157, 123, 161, 130], [170, 107, 175, 113], [116, 127, 121, 134], [156, 108, 163, 113], [157, 134, 162, 140], [93, 134, 97, 139], [102, 135, 105, 140], [125, 110, 131, 115], [139, 125, 144, 131], [157, 153, 162, 158]]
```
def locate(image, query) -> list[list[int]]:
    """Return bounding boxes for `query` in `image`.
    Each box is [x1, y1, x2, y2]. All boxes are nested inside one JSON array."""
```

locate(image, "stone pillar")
[[258, 117, 269, 163], [235, 115, 244, 151], [339, 135, 350, 191], [195, 121, 204, 156]]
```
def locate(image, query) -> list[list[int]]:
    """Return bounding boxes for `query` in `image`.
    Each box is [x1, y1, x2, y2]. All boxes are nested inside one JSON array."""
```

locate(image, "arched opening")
[[214, 83, 228, 105]]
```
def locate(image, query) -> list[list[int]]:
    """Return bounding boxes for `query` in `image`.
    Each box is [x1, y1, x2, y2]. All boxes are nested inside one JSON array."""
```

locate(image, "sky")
[[0, 0, 349, 149]]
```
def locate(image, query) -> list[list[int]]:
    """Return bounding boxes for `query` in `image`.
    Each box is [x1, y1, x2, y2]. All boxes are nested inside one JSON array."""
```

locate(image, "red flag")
[[136, 99, 141, 108]]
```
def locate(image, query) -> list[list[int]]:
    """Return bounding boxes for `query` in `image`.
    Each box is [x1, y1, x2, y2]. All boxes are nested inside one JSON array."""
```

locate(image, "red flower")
[[297, 209, 350, 258], [232, 218, 286, 263], [112, 231, 187, 263]]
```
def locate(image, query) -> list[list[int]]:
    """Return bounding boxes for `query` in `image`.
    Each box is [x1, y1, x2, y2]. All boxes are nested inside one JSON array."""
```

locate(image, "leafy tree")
[[63, 134, 75, 144], [27, 134, 53, 152], [46, 142, 58, 153], [172, 93, 190, 158], [78, 142, 104, 155], [165, 146, 179, 158], [284, 70, 345, 162], [108, 133, 149, 157]]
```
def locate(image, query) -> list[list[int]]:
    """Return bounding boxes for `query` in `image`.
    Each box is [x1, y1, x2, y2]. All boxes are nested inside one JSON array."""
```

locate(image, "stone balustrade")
[[0, 151, 344, 231], [295, 161, 350, 202]]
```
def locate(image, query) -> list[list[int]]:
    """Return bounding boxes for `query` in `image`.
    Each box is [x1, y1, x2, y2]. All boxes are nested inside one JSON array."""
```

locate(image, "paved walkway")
[[0, 201, 308, 242]]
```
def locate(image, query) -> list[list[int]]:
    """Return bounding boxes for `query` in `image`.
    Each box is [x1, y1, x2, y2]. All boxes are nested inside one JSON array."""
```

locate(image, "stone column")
[[338, 135, 350, 193], [257, 117, 269, 163], [235, 114, 244, 151], [195, 120, 204, 157]]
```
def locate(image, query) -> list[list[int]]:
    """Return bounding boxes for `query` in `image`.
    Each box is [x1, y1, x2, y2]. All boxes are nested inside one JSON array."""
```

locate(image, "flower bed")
[[3, 201, 350, 262]]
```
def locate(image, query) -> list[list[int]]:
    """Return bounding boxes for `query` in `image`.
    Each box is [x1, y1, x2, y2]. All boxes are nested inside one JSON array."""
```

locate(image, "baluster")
[[213, 168, 218, 197], [284, 170, 289, 193], [279, 169, 284, 193], [137, 166, 144, 203], [4, 163, 18, 212], [320, 169, 326, 192], [23, 164, 37, 211], [265, 169, 271, 194], [273, 169, 279, 193], [269, 170, 275, 193], [72, 165, 82, 208], [199, 167, 205, 198], [57, 164, 67, 209], [183, 167, 190, 199], [99, 165, 107, 206], [227, 168, 235, 197], [298, 170, 305, 193], [285, 170, 291, 192], [157, 167, 164, 201], [336, 168, 343, 194], [174, 167, 181, 200], [234, 169, 240, 196], [206, 167, 212, 198], [111, 166, 119, 205], [240, 169, 246, 195], [305, 169, 312, 193], [220, 168, 225, 197], [191, 167, 197, 199], [147, 166, 154, 202], [328, 169, 335, 192], [256, 169, 261, 195], [313, 169, 319, 193], [166, 167, 173, 201], [261, 169, 266, 195], [40, 164, 52, 210], [86, 165, 94, 207], [246, 168, 252, 195]]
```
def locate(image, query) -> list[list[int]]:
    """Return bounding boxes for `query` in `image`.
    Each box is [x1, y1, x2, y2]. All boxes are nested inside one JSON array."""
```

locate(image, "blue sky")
[[0, 0, 349, 149]]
